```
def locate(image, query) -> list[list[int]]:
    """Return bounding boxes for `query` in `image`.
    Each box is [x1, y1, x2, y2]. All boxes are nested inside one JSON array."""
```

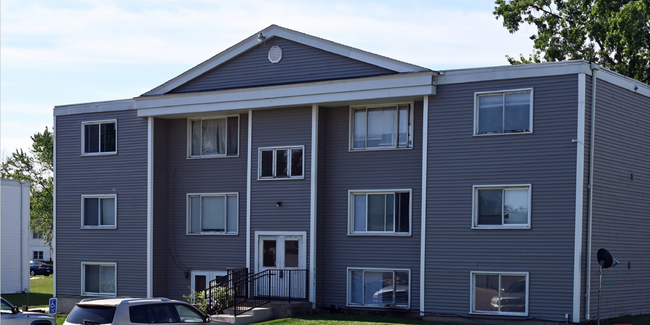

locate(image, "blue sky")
[[1, 0, 535, 157]]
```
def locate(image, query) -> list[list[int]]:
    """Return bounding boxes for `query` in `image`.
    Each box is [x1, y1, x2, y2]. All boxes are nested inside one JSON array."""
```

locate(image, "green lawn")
[[2, 275, 54, 308], [257, 314, 447, 325]]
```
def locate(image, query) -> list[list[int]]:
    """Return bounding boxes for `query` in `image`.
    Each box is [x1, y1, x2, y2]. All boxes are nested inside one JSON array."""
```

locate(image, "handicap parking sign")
[[48, 298, 57, 315]]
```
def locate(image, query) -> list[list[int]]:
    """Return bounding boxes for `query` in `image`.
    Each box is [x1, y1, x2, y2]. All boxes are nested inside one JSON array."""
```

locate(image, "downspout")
[[585, 64, 598, 320], [246, 110, 252, 272]]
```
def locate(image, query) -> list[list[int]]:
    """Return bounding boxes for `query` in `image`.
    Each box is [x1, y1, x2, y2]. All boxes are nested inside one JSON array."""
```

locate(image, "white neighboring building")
[[1, 178, 30, 294], [30, 231, 51, 262]]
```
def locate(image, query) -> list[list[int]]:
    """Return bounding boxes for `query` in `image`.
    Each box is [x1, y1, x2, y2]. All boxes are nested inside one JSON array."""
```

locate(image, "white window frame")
[[186, 193, 239, 235], [470, 271, 529, 316], [33, 251, 44, 260], [349, 102, 414, 151], [474, 89, 533, 136], [81, 262, 117, 297], [346, 267, 411, 309], [257, 146, 305, 180], [472, 185, 531, 229], [81, 194, 117, 229], [81, 119, 117, 156], [347, 189, 412, 236], [190, 270, 227, 303], [187, 115, 240, 159]]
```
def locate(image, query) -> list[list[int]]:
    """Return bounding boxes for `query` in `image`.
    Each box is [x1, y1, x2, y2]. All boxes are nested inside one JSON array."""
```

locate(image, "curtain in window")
[[354, 195, 366, 232], [504, 189, 528, 224], [191, 121, 201, 156], [226, 196, 237, 233], [504, 93, 530, 132], [291, 149, 303, 176], [100, 265, 116, 294], [201, 119, 226, 155], [101, 198, 115, 226], [478, 95, 503, 134], [201, 196, 225, 231], [398, 105, 409, 147], [190, 197, 201, 233], [478, 189, 502, 225], [353, 110, 367, 148], [367, 107, 396, 147]]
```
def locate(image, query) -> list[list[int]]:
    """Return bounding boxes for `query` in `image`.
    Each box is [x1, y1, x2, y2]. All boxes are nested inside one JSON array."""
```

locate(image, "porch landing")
[[211, 301, 312, 325]]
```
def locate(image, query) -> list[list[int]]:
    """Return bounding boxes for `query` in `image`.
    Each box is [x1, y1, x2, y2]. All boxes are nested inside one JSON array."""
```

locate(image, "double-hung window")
[[258, 146, 304, 179], [351, 103, 413, 150], [82, 120, 116, 154], [349, 190, 410, 235], [348, 268, 410, 308], [475, 89, 533, 135], [187, 194, 238, 234], [188, 116, 239, 158], [82, 262, 116, 296], [473, 185, 530, 229], [82, 195, 117, 229], [471, 271, 528, 315]]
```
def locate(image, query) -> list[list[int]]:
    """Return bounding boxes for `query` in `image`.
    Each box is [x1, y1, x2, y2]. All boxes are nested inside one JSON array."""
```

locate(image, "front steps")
[[210, 301, 312, 325]]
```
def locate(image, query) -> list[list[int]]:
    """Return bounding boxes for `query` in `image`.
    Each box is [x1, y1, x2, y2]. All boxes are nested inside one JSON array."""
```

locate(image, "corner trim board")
[[246, 110, 252, 271], [147, 116, 153, 298], [309, 105, 318, 307], [420, 96, 429, 315], [572, 73, 586, 323]]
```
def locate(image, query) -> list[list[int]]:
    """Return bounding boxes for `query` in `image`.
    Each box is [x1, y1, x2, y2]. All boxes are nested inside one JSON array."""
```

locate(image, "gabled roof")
[[142, 24, 430, 96]]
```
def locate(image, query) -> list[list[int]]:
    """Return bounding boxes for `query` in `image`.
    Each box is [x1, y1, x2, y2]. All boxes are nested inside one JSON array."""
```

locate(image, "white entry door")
[[257, 234, 306, 299]]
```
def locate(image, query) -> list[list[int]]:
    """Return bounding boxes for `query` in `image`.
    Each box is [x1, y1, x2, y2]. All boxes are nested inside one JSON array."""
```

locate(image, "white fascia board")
[[596, 66, 650, 98], [54, 99, 135, 116], [438, 61, 593, 85], [573, 73, 586, 323], [144, 25, 430, 96], [136, 72, 435, 117]]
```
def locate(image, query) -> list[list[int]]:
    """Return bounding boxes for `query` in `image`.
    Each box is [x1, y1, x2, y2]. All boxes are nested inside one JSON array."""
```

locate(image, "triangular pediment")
[[143, 25, 429, 96]]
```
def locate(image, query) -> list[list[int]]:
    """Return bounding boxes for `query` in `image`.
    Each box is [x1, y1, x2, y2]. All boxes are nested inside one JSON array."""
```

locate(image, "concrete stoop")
[[210, 301, 312, 325]]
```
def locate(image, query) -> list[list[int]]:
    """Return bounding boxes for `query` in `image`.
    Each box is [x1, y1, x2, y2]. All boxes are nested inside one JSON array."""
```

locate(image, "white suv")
[[63, 297, 210, 324], [1, 297, 56, 325]]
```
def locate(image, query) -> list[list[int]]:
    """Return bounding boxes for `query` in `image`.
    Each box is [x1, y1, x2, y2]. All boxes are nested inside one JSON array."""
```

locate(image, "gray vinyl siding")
[[249, 107, 313, 272], [319, 103, 423, 311], [425, 75, 580, 321], [159, 115, 248, 301], [168, 37, 395, 94], [55, 109, 148, 298], [587, 80, 650, 318], [153, 118, 169, 297]]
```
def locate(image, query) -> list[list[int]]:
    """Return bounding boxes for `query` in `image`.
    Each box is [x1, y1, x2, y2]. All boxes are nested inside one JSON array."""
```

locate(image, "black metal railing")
[[204, 268, 308, 316]]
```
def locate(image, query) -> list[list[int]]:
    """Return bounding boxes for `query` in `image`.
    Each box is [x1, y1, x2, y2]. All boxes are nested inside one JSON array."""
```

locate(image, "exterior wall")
[[587, 79, 650, 318], [319, 103, 424, 311], [315, 107, 327, 306], [160, 114, 248, 300], [168, 37, 395, 94], [152, 118, 169, 297], [249, 106, 313, 272], [425, 75, 580, 321], [1, 179, 30, 294], [55, 109, 148, 298]]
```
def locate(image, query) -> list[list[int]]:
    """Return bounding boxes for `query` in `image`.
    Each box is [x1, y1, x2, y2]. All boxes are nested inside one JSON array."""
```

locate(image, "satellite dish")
[[597, 248, 619, 268]]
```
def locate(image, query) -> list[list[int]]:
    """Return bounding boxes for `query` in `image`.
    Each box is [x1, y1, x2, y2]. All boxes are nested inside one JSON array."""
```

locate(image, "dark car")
[[29, 261, 52, 276]]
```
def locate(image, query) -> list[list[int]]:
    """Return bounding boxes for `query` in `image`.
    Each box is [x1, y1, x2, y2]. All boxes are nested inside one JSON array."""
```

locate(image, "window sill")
[[81, 226, 117, 230], [472, 131, 532, 137], [187, 154, 239, 159], [347, 232, 411, 237], [82, 293, 117, 297], [471, 225, 530, 230], [257, 177, 304, 181], [348, 146, 413, 152], [186, 232, 238, 236], [81, 152, 117, 157], [346, 304, 410, 310], [469, 311, 528, 317]]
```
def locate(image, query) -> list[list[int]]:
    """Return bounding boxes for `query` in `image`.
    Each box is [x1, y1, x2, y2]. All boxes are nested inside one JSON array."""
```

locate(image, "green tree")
[[2, 127, 54, 250], [494, 0, 650, 85]]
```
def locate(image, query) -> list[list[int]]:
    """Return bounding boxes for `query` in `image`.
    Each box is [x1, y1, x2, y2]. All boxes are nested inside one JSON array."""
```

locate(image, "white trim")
[[81, 119, 118, 156], [309, 105, 318, 307], [147, 117, 154, 298], [81, 262, 117, 297], [54, 99, 134, 116], [471, 185, 532, 229], [597, 66, 650, 98], [53, 116, 57, 296], [469, 271, 529, 316], [136, 72, 435, 117], [438, 61, 592, 85], [420, 96, 429, 315], [80, 194, 118, 229], [186, 114, 240, 159], [246, 110, 252, 271], [186, 193, 239, 235], [257, 146, 305, 180], [147, 117, 153, 298], [346, 267, 411, 309], [473, 89, 534, 136], [348, 102, 414, 151], [143, 24, 429, 96], [254, 231, 307, 274], [347, 189, 412, 236], [572, 73, 586, 323]]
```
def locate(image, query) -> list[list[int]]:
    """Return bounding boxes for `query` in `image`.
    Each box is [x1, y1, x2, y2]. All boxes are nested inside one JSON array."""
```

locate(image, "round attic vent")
[[268, 46, 282, 64]]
